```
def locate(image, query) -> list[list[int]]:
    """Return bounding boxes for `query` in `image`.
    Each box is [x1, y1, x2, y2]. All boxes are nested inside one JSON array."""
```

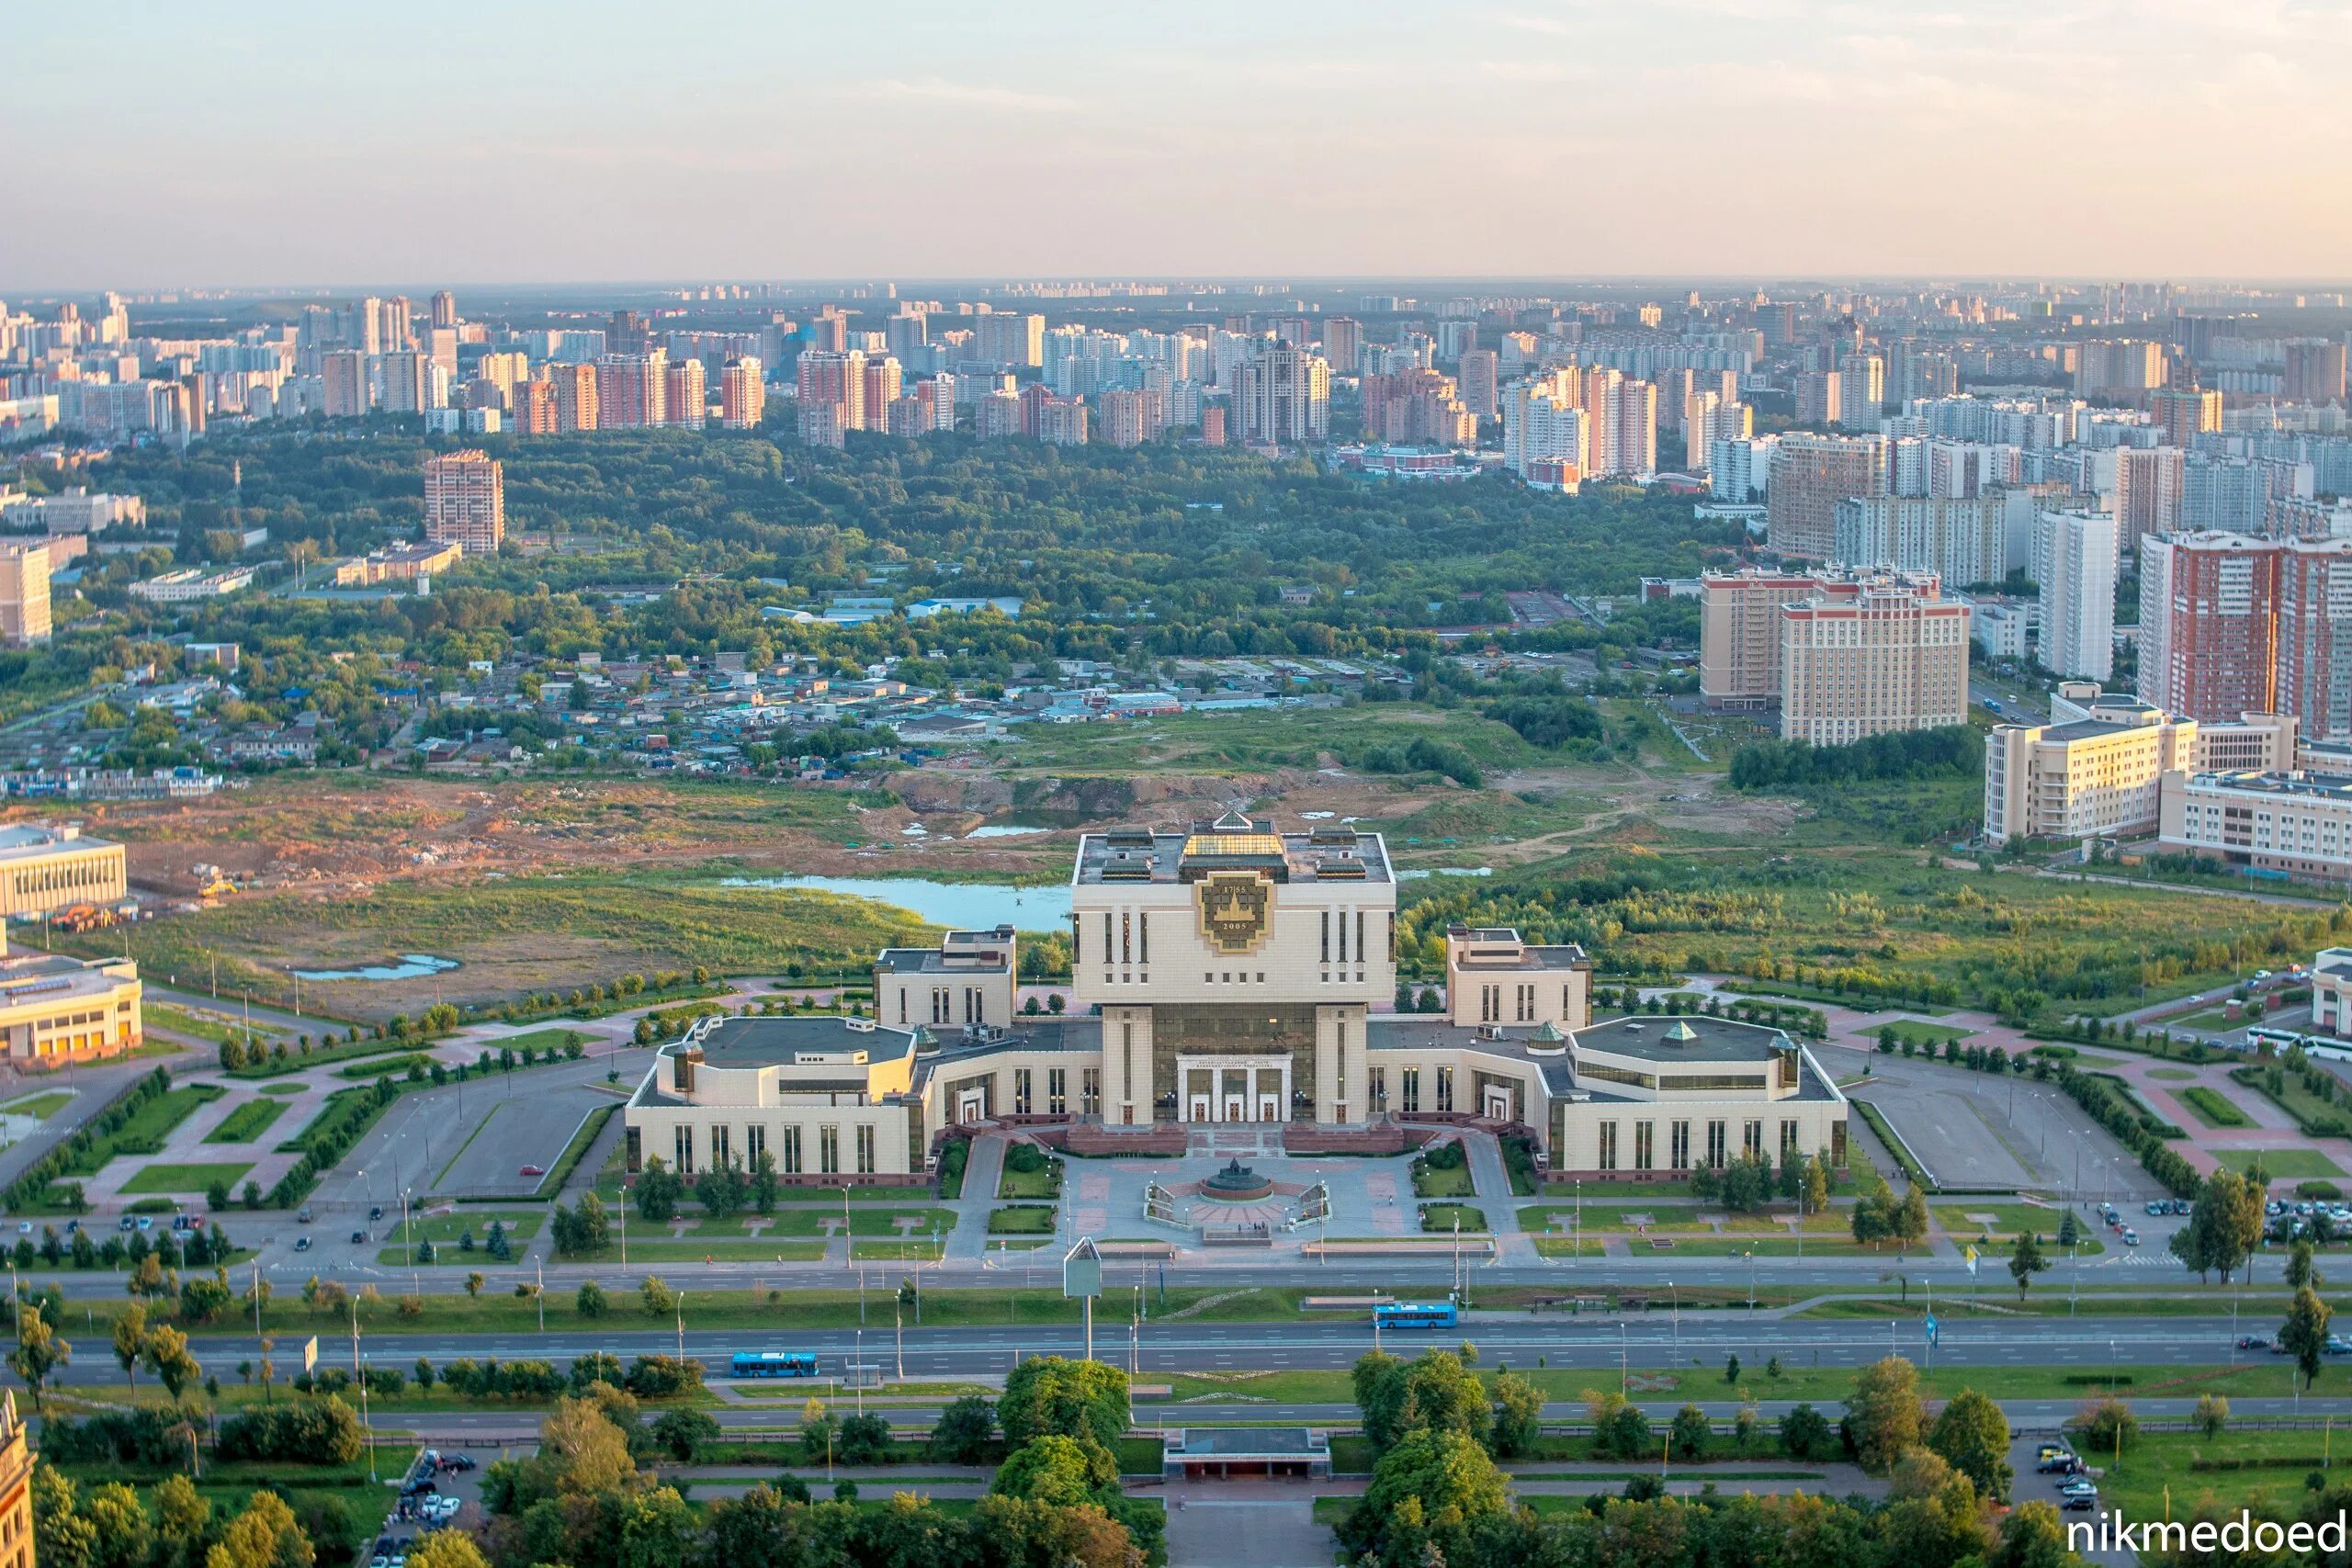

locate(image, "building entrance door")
[[1258, 1094, 1280, 1122], [1483, 1085, 1513, 1121], [1224, 1095, 1246, 1122], [1189, 1094, 1211, 1122]]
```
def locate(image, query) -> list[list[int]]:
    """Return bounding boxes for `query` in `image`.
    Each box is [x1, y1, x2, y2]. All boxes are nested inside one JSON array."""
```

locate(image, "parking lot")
[[424, 1083, 609, 1199], [370, 1446, 488, 1568], [1848, 1055, 2159, 1200]]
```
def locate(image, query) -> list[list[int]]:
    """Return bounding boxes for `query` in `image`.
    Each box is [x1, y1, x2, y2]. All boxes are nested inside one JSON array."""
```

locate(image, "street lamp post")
[[674, 1289, 686, 1358]]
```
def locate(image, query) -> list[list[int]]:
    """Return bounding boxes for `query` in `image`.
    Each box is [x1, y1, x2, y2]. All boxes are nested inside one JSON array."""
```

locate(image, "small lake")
[[958, 825, 1051, 839], [293, 954, 461, 982], [717, 875, 1071, 930]]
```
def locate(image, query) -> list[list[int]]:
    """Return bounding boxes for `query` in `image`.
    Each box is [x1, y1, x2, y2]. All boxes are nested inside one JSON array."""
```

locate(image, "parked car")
[[136, 1215, 153, 1231], [2237, 1335, 2269, 1349], [2121, 1227, 2141, 1247], [2062, 1495, 2098, 1512], [369, 1206, 384, 1221], [518, 1165, 545, 1178], [351, 1230, 368, 1244], [296, 1208, 313, 1224], [293, 1236, 311, 1252], [117, 1215, 135, 1232], [2061, 1479, 2098, 1497]]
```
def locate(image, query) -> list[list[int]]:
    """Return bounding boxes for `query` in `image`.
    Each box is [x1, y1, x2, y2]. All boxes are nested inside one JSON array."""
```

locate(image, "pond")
[[717, 874, 1071, 930], [291, 954, 461, 982]]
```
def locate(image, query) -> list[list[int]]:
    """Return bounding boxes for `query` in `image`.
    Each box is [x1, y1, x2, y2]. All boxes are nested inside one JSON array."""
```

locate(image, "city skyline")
[[10, 0, 2352, 289]]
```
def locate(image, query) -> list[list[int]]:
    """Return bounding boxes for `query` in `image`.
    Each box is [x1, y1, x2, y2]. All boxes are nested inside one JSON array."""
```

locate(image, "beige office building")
[[623, 811, 1845, 1184], [2159, 769, 2352, 883], [1777, 573, 1969, 745], [1985, 701, 2296, 845], [0, 542, 50, 646], [0, 824, 126, 920]]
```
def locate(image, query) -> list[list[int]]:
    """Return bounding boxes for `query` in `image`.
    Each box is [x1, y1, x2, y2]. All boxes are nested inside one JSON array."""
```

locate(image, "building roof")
[[1167, 1427, 1328, 1457], [0, 823, 118, 863], [1574, 1013, 1798, 1065], [678, 1015, 921, 1070], [1076, 812, 1390, 886]]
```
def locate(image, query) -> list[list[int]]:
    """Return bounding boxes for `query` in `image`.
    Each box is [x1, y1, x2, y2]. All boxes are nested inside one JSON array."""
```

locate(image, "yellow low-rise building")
[[0, 952, 143, 1062], [0, 823, 127, 921]]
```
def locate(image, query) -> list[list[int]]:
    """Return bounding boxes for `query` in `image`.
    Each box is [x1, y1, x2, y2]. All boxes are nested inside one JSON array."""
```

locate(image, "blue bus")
[[730, 1350, 819, 1379], [1374, 1301, 1457, 1330]]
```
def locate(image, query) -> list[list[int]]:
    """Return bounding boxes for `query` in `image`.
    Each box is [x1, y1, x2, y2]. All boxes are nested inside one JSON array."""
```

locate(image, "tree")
[[2007, 1231, 2049, 1299], [695, 1160, 747, 1221], [33, 1469, 98, 1568], [1342, 1429, 1510, 1566], [1803, 1154, 1831, 1217], [2056, 1209, 2081, 1249], [1781, 1402, 1835, 1461], [112, 1303, 149, 1395], [799, 1401, 838, 1464], [10, 1302, 70, 1409], [650, 1407, 721, 1462], [836, 1412, 893, 1464], [1489, 1371, 1544, 1459], [1668, 1403, 1712, 1461], [143, 1324, 201, 1403], [993, 1433, 1120, 1507], [750, 1149, 779, 1215], [576, 1281, 608, 1318], [1992, 1501, 2074, 1568], [1928, 1386, 2013, 1501], [1352, 1349, 1408, 1450], [635, 1156, 682, 1224], [402, 1535, 491, 1568], [2288, 1239, 2324, 1292], [1891, 1187, 1930, 1255], [639, 1275, 676, 1316], [2192, 1392, 2229, 1437], [1844, 1355, 1926, 1472], [999, 1355, 1130, 1450], [929, 1393, 996, 1462], [465, 1271, 484, 1299], [2282, 1283, 2335, 1390], [203, 1489, 315, 1568]]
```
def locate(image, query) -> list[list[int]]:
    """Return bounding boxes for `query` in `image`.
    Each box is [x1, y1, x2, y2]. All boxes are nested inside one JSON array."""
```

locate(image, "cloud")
[[1480, 59, 1585, 81], [1495, 11, 1575, 35], [858, 76, 1079, 112]]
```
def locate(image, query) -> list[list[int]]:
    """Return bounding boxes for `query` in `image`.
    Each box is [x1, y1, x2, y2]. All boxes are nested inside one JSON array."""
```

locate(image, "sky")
[[9, 0, 2351, 290]]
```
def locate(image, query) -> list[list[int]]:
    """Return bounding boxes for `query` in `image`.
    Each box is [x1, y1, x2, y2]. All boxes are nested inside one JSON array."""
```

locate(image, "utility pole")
[[537, 1259, 545, 1332], [674, 1290, 685, 1358], [895, 1299, 904, 1382]]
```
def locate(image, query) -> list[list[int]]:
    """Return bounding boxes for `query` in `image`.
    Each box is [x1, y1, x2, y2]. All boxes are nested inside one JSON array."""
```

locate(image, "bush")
[[215, 1396, 366, 1464]]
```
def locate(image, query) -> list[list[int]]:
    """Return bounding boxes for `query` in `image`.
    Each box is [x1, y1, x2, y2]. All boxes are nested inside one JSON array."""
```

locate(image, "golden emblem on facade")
[[1195, 870, 1272, 954]]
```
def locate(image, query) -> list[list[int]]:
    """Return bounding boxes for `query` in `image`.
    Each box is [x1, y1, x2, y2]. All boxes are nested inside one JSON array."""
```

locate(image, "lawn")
[[337, 1054, 437, 1079], [1520, 1202, 1716, 1234], [60, 1084, 227, 1175], [753, 1206, 957, 1238], [2146, 1066, 2200, 1082], [0, 1092, 72, 1121], [2214, 1147, 2345, 1179], [2093, 1426, 2352, 1527], [203, 1099, 289, 1144], [2232, 1066, 2350, 1137], [997, 1159, 1062, 1201], [1418, 1202, 1487, 1233], [988, 1204, 1057, 1235], [141, 1001, 261, 1046], [1411, 1155, 1477, 1200], [1932, 1203, 2103, 1253], [1529, 1236, 1609, 1258], [1873, 1020, 1975, 1048], [259, 1082, 307, 1096], [121, 1160, 254, 1195], [850, 1239, 944, 1261], [2178, 1085, 2254, 1129], [381, 1210, 545, 1245]]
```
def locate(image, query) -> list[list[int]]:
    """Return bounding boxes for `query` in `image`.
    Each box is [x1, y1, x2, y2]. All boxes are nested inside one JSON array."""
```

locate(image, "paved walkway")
[[944, 1135, 1007, 1264]]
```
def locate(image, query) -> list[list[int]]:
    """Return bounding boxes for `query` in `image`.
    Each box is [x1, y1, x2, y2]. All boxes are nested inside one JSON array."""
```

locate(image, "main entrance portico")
[[1178, 1053, 1291, 1122]]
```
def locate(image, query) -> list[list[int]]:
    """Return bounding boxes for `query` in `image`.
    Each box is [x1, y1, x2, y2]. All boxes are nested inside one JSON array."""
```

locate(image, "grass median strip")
[[122, 1160, 253, 1195], [2179, 1085, 2253, 1129], [203, 1098, 288, 1145]]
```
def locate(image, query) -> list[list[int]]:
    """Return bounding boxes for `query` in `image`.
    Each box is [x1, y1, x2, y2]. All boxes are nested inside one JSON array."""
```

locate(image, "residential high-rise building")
[[1037, 395, 1089, 446], [1682, 392, 1751, 472], [860, 356, 902, 428], [978, 311, 1046, 367], [914, 375, 957, 433], [430, 290, 458, 330], [720, 357, 765, 430], [1767, 434, 1887, 561], [664, 359, 707, 429], [552, 364, 599, 433], [2032, 508, 2118, 681], [2114, 446, 2186, 553], [1587, 371, 1657, 478], [1501, 377, 1588, 482], [0, 541, 51, 646], [2075, 339, 2165, 399], [515, 379, 558, 435], [422, 449, 504, 555], [2138, 532, 2281, 722], [377, 351, 427, 414], [2277, 538, 2352, 740], [1837, 353, 1884, 430], [2152, 386, 2222, 447], [2287, 339, 2350, 405], [1231, 342, 1329, 447], [322, 350, 369, 418], [1777, 572, 1969, 744], [1832, 494, 2011, 587], [1794, 370, 1841, 427], [1701, 568, 1827, 709], [1456, 349, 1498, 421], [797, 350, 865, 432], [1097, 388, 1164, 447], [596, 351, 667, 428], [1199, 404, 1227, 447], [1324, 316, 1363, 376]]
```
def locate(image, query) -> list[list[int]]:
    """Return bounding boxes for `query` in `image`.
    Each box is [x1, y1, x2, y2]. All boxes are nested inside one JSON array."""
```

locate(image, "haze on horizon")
[[11, 0, 2351, 292]]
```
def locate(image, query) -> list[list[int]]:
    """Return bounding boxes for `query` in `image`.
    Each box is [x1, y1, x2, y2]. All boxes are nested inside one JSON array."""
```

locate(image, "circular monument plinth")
[[1198, 1157, 1274, 1202]]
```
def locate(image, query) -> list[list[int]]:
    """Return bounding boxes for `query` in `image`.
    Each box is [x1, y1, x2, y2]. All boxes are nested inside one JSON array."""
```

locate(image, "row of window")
[[8, 855, 120, 897], [670, 1121, 877, 1177], [1591, 1115, 1807, 1172], [897, 986, 992, 1026]]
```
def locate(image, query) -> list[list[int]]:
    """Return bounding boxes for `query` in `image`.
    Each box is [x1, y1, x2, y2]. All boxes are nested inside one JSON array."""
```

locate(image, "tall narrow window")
[[855, 1125, 876, 1174], [1356, 910, 1366, 966], [820, 1125, 841, 1175], [1321, 910, 1330, 963], [782, 1125, 802, 1174]]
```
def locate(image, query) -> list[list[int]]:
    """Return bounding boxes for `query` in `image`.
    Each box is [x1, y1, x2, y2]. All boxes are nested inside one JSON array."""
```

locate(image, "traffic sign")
[[1063, 1236, 1102, 1299]]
